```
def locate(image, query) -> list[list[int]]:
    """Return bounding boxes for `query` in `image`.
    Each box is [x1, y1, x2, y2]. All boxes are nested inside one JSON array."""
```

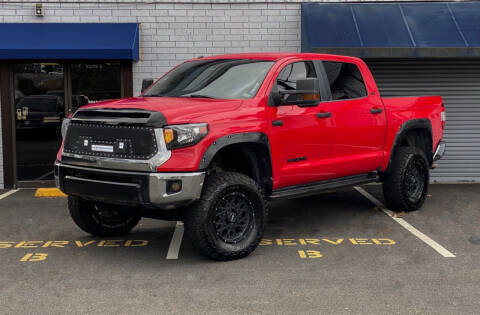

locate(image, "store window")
[[71, 62, 121, 111]]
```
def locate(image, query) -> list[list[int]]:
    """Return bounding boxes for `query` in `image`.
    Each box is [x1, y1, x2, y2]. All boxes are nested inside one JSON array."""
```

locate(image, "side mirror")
[[277, 78, 320, 107], [141, 79, 154, 93], [268, 86, 282, 107]]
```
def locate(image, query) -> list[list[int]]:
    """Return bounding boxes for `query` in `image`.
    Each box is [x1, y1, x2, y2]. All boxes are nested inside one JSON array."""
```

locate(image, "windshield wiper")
[[186, 94, 216, 99], [144, 94, 165, 97]]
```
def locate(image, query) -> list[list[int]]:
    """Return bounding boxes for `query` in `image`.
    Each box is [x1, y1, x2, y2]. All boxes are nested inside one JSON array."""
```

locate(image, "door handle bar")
[[272, 120, 283, 127], [317, 112, 331, 119]]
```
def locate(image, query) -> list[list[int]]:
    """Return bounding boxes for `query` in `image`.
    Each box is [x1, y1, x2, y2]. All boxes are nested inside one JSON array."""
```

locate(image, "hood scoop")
[[72, 108, 167, 127]]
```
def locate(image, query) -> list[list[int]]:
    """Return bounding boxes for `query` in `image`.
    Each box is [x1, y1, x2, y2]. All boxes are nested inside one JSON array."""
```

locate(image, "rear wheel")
[[382, 147, 429, 212], [68, 196, 141, 237], [184, 172, 268, 261]]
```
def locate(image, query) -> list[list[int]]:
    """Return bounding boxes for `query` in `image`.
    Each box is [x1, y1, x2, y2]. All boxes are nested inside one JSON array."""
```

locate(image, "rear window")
[[323, 61, 367, 100]]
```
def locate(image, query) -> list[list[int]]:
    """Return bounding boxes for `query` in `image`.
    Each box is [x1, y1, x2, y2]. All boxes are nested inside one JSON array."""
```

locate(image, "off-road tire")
[[184, 172, 268, 261], [68, 196, 141, 237], [382, 146, 429, 212]]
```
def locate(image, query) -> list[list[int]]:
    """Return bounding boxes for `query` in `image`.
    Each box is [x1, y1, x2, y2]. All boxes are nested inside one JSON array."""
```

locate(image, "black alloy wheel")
[[68, 196, 141, 237], [211, 191, 255, 244], [403, 157, 427, 204], [90, 203, 137, 229]]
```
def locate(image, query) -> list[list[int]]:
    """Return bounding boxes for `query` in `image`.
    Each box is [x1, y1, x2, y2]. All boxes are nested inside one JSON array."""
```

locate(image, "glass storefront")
[[71, 62, 121, 111], [13, 62, 124, 182], [14, 63, 64, 181]]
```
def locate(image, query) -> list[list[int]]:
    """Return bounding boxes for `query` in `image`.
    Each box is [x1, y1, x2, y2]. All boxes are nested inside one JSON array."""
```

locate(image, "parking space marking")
[[354, 186, 456, 258], [166, 221, 184, 260], [0, 189, 19, 200]]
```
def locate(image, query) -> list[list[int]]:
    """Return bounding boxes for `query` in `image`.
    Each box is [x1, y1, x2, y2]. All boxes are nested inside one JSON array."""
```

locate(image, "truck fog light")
[[166, 180, 182, 194]]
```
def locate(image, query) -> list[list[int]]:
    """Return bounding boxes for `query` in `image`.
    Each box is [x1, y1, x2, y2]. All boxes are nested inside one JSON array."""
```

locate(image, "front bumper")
[[54, 161, 205, 209]]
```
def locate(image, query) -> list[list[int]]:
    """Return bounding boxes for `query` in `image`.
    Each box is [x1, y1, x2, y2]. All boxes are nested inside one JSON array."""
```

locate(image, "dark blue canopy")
[[0, 23, 139, 60], [302, 2, 480, 57]]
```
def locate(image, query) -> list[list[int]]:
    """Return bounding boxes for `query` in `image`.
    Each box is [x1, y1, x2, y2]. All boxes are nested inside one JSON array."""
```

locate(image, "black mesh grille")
[[63, 122, 157, 160]]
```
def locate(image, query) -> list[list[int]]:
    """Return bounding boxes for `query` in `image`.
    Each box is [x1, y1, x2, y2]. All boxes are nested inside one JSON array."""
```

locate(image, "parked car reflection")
[[15, 95, 64, 138], [46, 90, 89, 112]]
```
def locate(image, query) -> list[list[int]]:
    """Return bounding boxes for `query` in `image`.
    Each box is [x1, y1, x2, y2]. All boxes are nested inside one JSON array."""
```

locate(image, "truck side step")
[[268, 172, 379, 201]]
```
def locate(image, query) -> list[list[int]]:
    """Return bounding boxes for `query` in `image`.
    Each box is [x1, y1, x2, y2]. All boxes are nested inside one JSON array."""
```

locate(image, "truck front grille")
[[63, 122, 158, 160]]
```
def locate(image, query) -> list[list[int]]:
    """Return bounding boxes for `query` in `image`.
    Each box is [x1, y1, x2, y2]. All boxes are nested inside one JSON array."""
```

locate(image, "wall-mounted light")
[[35, 3, 43, 17]]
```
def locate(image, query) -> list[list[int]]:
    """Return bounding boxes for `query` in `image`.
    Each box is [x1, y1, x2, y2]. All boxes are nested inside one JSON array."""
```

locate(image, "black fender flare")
[[386, 119, 433, 172], [198, 132, 271, 171]]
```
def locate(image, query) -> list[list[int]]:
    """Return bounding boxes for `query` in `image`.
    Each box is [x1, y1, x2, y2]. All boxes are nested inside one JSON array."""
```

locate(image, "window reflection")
[[71, 62, 121, 111], [14, 63, 64, 181], [12, 62, 123, 182]]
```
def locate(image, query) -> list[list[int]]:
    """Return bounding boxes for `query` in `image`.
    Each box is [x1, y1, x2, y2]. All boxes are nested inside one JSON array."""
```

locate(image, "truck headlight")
[[163, 123, 208, 149], [61, 118, 71, 139]]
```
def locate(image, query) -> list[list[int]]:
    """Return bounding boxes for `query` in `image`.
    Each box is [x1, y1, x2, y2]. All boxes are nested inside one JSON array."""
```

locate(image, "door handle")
[[370, 108, 383, 114], [272, 120, 283, 127], [317, 112, 331, 119]]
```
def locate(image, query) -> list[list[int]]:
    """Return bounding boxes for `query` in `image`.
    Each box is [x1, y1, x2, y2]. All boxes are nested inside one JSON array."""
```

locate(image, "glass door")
[[14, 63, 65, 181]]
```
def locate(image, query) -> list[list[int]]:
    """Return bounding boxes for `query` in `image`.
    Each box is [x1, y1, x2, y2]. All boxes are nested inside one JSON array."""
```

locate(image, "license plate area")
[[91, 144, 113, 153], [80, 136, 132, 157]]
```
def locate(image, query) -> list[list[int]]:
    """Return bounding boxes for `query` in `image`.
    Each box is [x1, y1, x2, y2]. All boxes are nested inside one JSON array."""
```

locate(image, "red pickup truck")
[[55, 53, 446, 260]]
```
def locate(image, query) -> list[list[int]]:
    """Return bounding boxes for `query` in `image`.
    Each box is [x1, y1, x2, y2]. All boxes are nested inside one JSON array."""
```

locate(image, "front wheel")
[[68, 196, 141, 237], [382, 147, 430, 212], [184, 172, 268, 261]]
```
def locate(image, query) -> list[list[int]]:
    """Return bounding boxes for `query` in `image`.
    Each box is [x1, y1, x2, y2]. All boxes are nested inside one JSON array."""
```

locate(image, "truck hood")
[[82, 96, 243, 124]]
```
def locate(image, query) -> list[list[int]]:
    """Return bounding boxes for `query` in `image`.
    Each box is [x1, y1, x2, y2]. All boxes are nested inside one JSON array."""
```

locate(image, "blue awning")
[[0, 23, 139, 60], [302, 2, 480, 58]]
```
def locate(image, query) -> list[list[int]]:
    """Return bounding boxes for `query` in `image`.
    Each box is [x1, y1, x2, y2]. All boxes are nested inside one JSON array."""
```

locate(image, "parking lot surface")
[[0, 184, 479, 314]]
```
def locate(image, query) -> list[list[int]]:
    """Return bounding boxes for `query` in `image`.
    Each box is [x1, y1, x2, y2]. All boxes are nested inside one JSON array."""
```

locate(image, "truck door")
[[321, 61, 386, 177], [268, 60, 335, 189]]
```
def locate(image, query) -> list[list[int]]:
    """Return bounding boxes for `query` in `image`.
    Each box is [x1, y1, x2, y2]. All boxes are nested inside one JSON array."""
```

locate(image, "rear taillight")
[[441, 104, 446, 128]]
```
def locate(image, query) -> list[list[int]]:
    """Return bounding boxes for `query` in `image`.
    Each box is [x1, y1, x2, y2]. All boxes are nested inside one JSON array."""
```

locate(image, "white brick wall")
[[0, 1, 303, 94], [130, 2, 302, 94]]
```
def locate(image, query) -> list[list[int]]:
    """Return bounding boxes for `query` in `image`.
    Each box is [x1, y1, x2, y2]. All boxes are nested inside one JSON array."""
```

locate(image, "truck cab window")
[[323, 61, 367, 100], [275, 61, 317, 103], [276, 61, 317, 90]]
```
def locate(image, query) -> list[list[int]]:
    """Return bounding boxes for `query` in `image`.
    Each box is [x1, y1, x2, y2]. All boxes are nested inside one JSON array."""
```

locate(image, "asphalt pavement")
[[0, 184, 478, 314]]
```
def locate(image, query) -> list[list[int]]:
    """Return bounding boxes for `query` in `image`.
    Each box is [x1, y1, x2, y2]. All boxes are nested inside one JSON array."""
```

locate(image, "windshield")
[[143, 59, 274, 99]]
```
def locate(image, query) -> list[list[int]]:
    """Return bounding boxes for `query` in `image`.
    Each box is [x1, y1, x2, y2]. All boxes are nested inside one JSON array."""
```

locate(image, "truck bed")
[[380, 95, 444, 169]]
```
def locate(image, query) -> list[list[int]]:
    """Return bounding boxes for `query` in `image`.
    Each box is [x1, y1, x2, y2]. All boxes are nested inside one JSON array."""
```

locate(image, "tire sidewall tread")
[[68, 196, 141, 237], [383, 147, 430, 212], [184, 171, 268, 261]]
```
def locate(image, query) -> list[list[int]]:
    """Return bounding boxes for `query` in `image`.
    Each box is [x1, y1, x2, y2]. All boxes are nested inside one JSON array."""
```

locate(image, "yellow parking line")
[[34, 188, 67, 198]]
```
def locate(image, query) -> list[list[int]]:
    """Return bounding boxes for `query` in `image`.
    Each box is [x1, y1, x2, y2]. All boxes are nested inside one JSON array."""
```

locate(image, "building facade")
[[0, 0, 478, 188]]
